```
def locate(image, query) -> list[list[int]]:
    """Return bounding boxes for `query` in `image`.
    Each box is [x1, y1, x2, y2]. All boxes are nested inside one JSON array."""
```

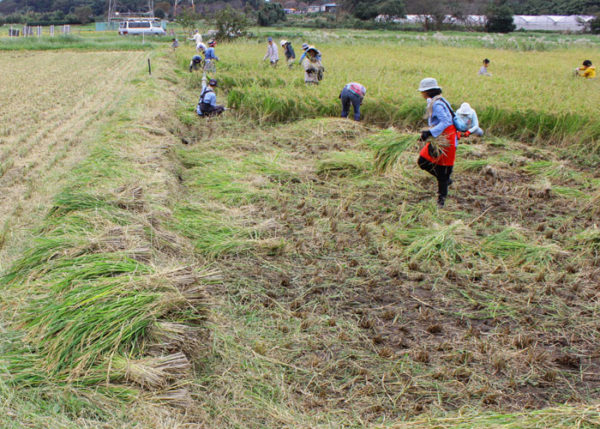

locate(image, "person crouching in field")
[[280, 40, 295, 68], [196, 77, 225, 117], [478, 58, 491, 76], [417, 78, 458, 208], [340, 82, 366, 121], [575, 60, 596, 78], [456, 103, 484, 137], [204, 41, 219, 73], [303, 47, 324, 85], [189, 55, 203, 72], [263, 37, 279, 67]]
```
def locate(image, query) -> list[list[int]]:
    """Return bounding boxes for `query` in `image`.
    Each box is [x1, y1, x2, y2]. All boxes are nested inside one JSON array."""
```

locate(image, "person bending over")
[[340, 82, 366, 121], [456, 103, 484, 137]]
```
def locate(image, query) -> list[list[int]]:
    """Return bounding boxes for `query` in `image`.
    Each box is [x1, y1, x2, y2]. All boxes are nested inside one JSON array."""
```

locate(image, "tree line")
[[0, 0, 599, 27]]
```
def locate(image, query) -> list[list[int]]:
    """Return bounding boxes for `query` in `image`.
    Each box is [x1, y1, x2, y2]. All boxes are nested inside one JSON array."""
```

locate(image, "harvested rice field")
[[1, 30, 599, 428]]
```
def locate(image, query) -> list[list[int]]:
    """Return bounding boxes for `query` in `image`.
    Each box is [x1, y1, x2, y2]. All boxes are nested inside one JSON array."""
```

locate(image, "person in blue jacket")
[[339, 82, 366, 121], [204, 40, 219, 73], [196, 77, 225, 117]]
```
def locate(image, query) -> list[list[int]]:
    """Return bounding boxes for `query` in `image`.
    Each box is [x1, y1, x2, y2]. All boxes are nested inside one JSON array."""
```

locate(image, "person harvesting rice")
[[416, 78, 458, 208], [263, 37, 279, 67], [189, 55, 203, 72], [280, 40, 296, 68], [302, 47, 324, 85], [339, 82, 366, 121], [456, 103, 484, 137], [575, 60, 596, 78]]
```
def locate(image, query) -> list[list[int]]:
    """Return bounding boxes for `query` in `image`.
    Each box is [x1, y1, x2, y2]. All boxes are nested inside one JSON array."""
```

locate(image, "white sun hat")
[[456, 102, 475, 116], [280, 39, 288, 46], [418, 77, 441, 92]]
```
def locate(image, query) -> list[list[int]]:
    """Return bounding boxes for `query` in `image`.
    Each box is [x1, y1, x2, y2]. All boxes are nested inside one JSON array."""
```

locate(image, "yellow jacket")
[[578, 66, 596, 78]]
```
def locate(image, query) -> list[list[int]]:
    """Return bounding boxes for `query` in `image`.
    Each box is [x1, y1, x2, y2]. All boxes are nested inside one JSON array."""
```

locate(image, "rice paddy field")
[[1, 27, 600, 428]]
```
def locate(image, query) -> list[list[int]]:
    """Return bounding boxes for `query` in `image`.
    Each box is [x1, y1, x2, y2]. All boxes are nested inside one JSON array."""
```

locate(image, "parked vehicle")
[[118, 20, 166, 36]]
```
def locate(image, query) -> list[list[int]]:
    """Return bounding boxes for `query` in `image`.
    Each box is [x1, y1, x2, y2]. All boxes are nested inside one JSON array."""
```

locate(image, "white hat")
[[418, 77, 441, 92], [456, 102, 474, 116], [280, 39, 288, 46]]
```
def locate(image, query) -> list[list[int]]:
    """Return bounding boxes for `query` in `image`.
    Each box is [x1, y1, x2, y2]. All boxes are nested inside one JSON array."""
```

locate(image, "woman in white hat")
[[456, 103, 484, 137], [280, 40, 296, 68], [416, 77, 458, 208]]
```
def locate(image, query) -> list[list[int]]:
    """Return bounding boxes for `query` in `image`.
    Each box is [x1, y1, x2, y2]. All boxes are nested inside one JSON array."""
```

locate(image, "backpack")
[[196, 87, 214, 116], [438, 99, 468, 132]]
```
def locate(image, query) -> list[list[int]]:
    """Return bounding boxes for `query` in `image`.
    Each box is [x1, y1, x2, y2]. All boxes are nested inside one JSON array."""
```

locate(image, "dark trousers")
[[418, 156, 453, 198], [201, 105, 225, 117], [340, 88, 361, 121]]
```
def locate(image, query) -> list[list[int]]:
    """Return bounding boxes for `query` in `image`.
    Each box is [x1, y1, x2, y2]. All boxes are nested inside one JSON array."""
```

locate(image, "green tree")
[[73, 5, 92, 23], [378, 0, 405, 18], [175, 8, 200, 34], [257, 2, 286, 26], [215, 6, 249, 40], [485, 4, 516, 33]]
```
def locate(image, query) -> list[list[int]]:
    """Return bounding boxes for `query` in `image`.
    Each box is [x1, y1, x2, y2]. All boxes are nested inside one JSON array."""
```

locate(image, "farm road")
[[0, 51, 145, 265]]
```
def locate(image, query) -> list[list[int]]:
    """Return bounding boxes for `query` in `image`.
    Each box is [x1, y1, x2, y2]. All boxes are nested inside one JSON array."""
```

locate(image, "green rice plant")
[[316, 151, 370, 177], [393, 221, 475, 265], [21, 275, 159, 374], [456, 159, 492, 172], [572, 227, 600, 257], [482, 227, 563, 267], [170, 205, 257, 257], [47, 189, 112, 217], [366, 130, 417, 173]]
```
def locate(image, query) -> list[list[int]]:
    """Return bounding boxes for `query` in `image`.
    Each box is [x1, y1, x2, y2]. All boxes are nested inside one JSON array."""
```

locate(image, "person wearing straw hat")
[[340, 82, 366, 121], [196, 75, 225, 117], [263, 37, 279, 67], [280, 40, 296, 68], [416, 77, 458, 208], [298, 43, 321, 64], [302, 46, 324, 85], [456, 103, 484, 137]]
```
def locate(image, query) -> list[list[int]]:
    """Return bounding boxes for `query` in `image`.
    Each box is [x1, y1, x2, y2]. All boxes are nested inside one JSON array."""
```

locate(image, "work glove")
[[419, 130, 432, 142], [463, 131, 471, 137]]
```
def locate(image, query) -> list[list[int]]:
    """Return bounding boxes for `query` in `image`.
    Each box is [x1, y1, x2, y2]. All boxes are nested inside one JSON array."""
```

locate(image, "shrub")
[[214, 6, 249, 40], [257, 2, 286, 26], [485, 4, 516, 33]]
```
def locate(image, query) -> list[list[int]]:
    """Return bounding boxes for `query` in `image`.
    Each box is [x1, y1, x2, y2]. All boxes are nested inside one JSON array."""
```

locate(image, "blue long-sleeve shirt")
[[428, 98, 454, 138], [457, 111, 479, 134], [200, 86, 216, 107], [205, 47, 218, 61], [298, 49, 321, 63]]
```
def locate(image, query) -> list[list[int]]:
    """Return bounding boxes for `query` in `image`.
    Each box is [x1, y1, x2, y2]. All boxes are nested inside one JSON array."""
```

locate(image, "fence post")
[[37, 26, 42, 37], [50, 25, 55, 36]]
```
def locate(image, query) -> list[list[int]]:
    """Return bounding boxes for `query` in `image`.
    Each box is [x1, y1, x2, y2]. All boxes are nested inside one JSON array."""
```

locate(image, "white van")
[[118, 20, 166, 36]]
